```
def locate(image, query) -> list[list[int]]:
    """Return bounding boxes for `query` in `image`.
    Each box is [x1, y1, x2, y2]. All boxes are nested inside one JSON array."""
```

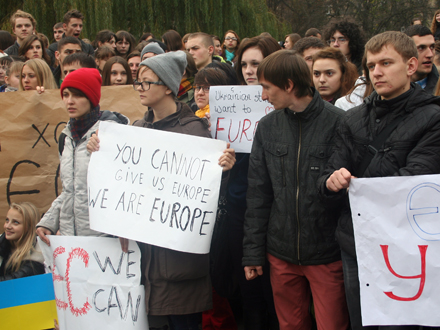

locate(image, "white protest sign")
[[349, 174, 440, 326], [209, 85, 274, 153], [38, 236, 148, 330], [88, 121, 225, 254]]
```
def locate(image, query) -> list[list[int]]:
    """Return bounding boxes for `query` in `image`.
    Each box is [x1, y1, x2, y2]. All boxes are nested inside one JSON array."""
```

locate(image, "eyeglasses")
[[328, 37, 348, 45], [133, 80, 166, 91], [225, 37, 238, 41], [193, 85, 210, 93]]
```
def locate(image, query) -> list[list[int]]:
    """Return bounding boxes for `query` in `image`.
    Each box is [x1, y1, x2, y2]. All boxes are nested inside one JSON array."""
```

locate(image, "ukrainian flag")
[[0, 273, 58, 330]]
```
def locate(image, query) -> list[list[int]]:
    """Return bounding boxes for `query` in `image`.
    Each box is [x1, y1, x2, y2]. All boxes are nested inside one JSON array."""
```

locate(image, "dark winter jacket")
[[424, 64, 439, 95], [53, 65, 62, 88], [318, 84, 440, 257], [133, 102, 213, 315], [0, 234, 45, 281], [243, 90, 345, 267], [4, 42, 19, 56]]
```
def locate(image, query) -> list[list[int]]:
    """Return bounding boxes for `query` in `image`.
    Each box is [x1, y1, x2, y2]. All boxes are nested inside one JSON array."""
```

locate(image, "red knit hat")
[[60, 68, 102, 108]]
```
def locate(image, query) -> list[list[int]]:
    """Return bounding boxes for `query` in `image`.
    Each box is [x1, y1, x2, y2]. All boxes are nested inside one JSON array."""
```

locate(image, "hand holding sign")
[[218, 143, 236, 171]]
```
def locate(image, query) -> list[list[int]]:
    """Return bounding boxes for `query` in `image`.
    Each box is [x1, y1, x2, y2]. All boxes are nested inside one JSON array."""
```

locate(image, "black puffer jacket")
[[243, 90, 345, 267], [424, 65, 439, 95], [318, 84, 440, 257]]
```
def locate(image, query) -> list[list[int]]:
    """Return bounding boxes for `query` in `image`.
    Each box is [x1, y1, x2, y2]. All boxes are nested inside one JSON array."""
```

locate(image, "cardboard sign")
[[88, 121, 225, 254], [209, 85, 274, 153], [38, 236, 148, 330], [350, 174, 440, 326], [0, 86, 146, 229]]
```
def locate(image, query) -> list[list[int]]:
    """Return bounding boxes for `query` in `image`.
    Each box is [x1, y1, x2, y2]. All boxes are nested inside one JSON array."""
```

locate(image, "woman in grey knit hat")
[[88, 50, 236, 330]]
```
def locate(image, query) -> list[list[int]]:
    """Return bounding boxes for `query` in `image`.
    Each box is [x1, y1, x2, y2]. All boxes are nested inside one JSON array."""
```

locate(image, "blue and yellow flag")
[[0, 273, 58, 330]]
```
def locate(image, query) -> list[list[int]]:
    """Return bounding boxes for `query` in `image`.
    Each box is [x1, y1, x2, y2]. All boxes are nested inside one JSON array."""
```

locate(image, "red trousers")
[[267, 253, 349, 330]]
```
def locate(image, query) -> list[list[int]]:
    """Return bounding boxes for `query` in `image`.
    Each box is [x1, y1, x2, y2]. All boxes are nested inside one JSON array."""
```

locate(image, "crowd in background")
[[2, 7, 440, 330]]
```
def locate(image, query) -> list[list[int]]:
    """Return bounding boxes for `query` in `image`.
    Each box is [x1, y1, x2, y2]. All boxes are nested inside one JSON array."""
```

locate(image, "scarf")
[[178, 77, 194, 98], [195, 104, 210, 118], [225, 49, 235, 62], [69, 105, 102, 142]]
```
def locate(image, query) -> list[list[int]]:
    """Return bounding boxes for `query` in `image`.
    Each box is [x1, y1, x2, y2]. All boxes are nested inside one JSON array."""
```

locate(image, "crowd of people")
[[2, 7, 440, 330]]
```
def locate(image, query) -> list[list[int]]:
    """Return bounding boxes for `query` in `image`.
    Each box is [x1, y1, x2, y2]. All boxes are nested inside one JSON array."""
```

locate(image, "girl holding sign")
[[1, 202, 44, 281], [88, 50, 236, 330], [36, 68, 129, 243]]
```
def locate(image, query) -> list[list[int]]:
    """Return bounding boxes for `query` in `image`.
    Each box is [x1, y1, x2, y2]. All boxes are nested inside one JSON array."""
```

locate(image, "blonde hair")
[[19, 59, 58, 91], [10, 10, 37, 30], [6, 61, 24, 77], [5, 202, 40, 272]]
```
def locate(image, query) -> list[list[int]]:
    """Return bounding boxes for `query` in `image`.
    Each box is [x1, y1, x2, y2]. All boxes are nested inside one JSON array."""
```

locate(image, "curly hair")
[[322, 18, 366, 70]]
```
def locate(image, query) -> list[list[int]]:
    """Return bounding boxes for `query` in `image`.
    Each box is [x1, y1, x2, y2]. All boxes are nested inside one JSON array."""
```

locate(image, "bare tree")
[[267, 0, 437, 38]]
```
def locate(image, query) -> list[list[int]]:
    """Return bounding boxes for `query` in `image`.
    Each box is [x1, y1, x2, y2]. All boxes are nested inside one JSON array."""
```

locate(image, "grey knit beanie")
[[140, 42, 165, 59], [139, 51, 187, 96]]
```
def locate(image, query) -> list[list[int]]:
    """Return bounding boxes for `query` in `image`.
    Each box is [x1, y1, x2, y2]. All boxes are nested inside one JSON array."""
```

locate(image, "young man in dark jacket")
[[319, 31, 440, 330], [47, 9, 94, 65], [405, 24, 439, 95], [4, 10, 36, 56], [243, 50, 349, 330]]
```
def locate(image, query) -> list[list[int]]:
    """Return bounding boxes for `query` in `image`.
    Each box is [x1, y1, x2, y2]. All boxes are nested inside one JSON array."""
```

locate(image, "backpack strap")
[[58, 132, 67, 156]]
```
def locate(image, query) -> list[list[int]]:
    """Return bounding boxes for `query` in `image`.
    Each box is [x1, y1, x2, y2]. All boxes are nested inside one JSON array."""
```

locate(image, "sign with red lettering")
[[209, 86, 274, 153], [350, 175, 440, 326], [38, 236, 148, 330], [88, 121, 225, 254]]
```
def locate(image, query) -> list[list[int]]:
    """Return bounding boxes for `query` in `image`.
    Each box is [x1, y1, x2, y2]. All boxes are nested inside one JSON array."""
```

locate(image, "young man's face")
[[260, 77, 293, 110], [366, 45, 417, 100], [330, 30, 350, 59], [63, 61, 83, 77], [13, 18, 34, 43], [54, 27, 64, 42], [411, 34, 435, 81], [186, 37, 213, 70], [63, 18, 83, 38], [302, 47, 322, 71], [128, 56, 141, 81], [56, 43, 82, 71]]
